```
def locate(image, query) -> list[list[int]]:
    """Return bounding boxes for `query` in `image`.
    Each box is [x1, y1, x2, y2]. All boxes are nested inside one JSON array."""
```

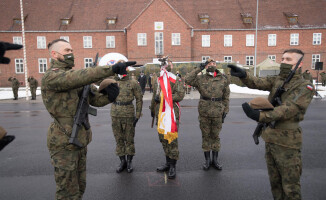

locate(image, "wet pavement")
[[0, 92, 325, 200]]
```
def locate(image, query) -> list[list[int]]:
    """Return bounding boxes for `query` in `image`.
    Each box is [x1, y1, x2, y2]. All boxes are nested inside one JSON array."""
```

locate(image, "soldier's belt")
[[200, 96, 222, 101], [274, 121, 300, 129], [113, 101, 133, 106]]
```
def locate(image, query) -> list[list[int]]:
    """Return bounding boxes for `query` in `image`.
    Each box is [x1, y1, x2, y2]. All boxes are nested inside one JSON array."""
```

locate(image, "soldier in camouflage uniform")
[[185, 58, 230, 171], [8, 77, 20, 100], [320, 71, 326, 86], [28, 76, 38, 100], [150, 60, 185, 179], [228, 49, 315, 200], [110, 61, 143, 173], [41, 39, 132, 200], [302, 70, 313, 83]]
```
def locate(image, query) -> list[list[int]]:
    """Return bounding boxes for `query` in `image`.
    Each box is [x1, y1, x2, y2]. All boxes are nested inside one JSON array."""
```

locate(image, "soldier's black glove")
[[133, 118, 139, 127], [151, 110, 155, 118], [199, 63, 206, 71], [242, 102, 260, 122], [227, 64, 247, 78], [112, 61, 137, 74], [154, 95, 160, 103], [0, 135, 15, 151], [222, 112, 227, 123], [0, 42, 23, 64], [100, 83, 120, 102]]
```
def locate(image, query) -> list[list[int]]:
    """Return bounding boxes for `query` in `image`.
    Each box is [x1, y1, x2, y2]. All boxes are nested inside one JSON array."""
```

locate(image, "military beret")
[[0, 126, 7, 140], [99, 78, 117, 92], [249, 97, 274, 110]]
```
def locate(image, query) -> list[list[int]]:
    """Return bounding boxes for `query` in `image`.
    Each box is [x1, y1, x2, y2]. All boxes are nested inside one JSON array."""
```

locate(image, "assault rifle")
[[69, 53, 99, 147], [253, 56, 303, 145]]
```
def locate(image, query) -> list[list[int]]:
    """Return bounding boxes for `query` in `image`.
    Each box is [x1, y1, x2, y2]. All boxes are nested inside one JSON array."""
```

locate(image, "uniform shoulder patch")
[[306, 85, 314, 91]]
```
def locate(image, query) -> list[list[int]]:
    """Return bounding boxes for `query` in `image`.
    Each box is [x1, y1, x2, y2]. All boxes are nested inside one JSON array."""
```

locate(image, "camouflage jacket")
[[41, 59, 116, 153], [110, 75, 143, 118], [28, 77, 38, 88], [241, 72, 314, 149], [150, 74, 185, 121], [302, 72, 313, 83], [185, 67, 230, 117], [10, 78, 20, 89]]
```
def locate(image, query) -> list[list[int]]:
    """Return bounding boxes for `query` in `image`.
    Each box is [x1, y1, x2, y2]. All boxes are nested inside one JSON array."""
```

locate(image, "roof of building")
[[1, 0, 326, 32]]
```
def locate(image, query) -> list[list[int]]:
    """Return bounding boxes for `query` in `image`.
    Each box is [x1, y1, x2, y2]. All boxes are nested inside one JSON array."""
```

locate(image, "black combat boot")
[[203, 151, 211, 170], [157, 156, 170, 172], [212, 151, 222, 170], [127, 155, 133, 173], [116, 156, 127, 173], [168, 159, 177, 179]]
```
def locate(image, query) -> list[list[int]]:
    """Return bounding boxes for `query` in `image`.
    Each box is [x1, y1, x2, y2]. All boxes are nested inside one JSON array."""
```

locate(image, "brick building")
[[0, 0, 325, 87]]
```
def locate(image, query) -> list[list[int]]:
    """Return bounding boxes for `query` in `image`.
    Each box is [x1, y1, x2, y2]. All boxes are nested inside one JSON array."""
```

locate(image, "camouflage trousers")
[[199, 116, 222, 152], [158, 133, 179, 160], [30, 86, 36, 99], [265, 143, 302, 200], [12, 87, 18, 99], [50, 147, 87, 200], [111, 117, 135, 156]]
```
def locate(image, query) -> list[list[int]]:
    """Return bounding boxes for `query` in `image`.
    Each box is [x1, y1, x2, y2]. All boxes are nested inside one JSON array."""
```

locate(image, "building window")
[[290, 33, 299, 45], [224, 35, 232, 47], [172, 33, 181, 45], [15, 58, 24, 73], [202, 35, 210, 47], [137, 33, 147, 46], [154, 22, 164, 30], [246, 56, 254, 66], [83, 36, 92, 48], [106, 36, 115, 48], [155, 32, 163, 55], [60, 36, 69, 42], [268, 34, 276, 46], [268, 55, 276, 61], [202, 56, 210, 62], [246, 34, 254, 46], [84, 58, 93, 68], [224, 56, 232, 63], [37, 36, 46, 49], [38, 58, 47, 73], [13, 36, 22, 45], [312, 54, 320, 69], [313, 33, 322, 45]]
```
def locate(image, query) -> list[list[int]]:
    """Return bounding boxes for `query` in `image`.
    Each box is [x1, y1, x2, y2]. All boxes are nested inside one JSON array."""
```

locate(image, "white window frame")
[[290, 33, 299, 45], [313, 33, 322, 45], [246, 34, 255, 46], [202, 35, 210, 47], [311, 54, 320, 69], [172, 33, 181, 46], [268, 55, 276, 61], [106, 36, 115, 48], [84, 58, 93, 68], [37, 36, 46, 49], [202, 56, 210, 62], [268, 34, 277, 46], [224, 56, 232, 63], [224, 35, 232, 47], [83, 36, 92, 48], [137, 33, 147, 46], [246, 56, 254, 66], [38, 58, 47, 73], [15, 58, 24, 73], [60, 36, 69, 42], [155, 32, 164, 55], [13, 36, 22, 45]]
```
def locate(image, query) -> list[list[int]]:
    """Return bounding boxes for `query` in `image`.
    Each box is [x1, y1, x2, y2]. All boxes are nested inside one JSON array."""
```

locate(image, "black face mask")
[[58, 53, 74, 68], [206, 65, 216, 72], [279, 63, 293, 78]]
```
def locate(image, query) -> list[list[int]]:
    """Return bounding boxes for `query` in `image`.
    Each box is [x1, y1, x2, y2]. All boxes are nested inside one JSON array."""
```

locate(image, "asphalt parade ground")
[[0, 91, 325, 200]]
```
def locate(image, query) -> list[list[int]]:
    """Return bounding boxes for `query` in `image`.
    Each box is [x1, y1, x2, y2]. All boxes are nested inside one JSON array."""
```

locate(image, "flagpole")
[[254, 0, 259, 76], [20, 0, 29, 100]]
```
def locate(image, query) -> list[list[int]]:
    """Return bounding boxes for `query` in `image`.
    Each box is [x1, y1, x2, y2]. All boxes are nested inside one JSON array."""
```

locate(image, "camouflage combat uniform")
[[320, 72, 326, 86], [185, 67, 230, 152], [241, 71, 314, 200], [28, 77, 38, 100], [41, 59, 116, 200], [110, 75, 143, 156], [150, 74, 185, 160], [302, 71, 313, 83], [9, 77, 20, 100]]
